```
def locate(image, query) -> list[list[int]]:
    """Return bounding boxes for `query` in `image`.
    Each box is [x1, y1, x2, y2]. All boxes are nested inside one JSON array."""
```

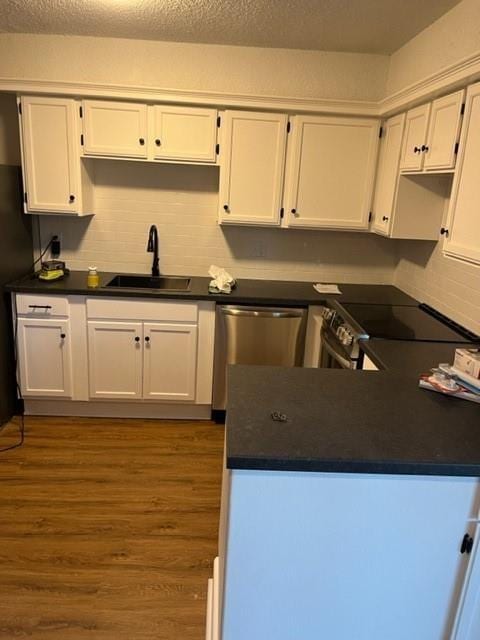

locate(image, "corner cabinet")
[[283, 115, 380, 230], [218, 110, 288, 226], [442, 81, 480, 265], [400, 90, 464, 173], [19, 96, 91, 215]]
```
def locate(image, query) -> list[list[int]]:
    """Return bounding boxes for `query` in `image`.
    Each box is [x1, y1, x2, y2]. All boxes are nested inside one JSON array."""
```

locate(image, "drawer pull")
[[28, 305, 52, 310]]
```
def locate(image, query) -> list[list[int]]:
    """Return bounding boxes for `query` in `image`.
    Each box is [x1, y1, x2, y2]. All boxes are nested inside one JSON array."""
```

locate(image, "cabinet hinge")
[[368, 211, 372, 222], [287, 121, 291, 133], [24, 191, 27, 204], [461, 103, 465, 116], [79, 105, 83, 118], [215, 143, 220, 155], [280, 207, 284, 219], [80, 134, 84, 146], [217, 115, 221, 127], [454, 142, 459, 155], [18, 101, 22, 115], [379, 126, 383, 138]]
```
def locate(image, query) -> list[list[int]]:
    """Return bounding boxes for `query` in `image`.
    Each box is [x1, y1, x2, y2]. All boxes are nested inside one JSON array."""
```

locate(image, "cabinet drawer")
[[16, 294, 69, 317], [86, 297, 198, 322]]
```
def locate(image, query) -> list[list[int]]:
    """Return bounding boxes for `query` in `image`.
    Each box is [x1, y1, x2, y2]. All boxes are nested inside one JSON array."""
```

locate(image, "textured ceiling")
[[0, 0, 464, 55]]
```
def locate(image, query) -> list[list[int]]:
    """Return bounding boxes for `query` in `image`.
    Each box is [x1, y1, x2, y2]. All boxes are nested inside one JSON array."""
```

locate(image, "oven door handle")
[[322, 330, 356, 369]]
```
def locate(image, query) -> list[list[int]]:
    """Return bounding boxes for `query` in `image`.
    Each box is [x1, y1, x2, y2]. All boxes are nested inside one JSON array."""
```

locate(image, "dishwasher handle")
[[221, 306, 305, 319]]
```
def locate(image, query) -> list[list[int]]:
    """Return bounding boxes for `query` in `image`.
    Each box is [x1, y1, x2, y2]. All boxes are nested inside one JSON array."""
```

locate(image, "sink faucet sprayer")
[[147, 225, 160, 277]]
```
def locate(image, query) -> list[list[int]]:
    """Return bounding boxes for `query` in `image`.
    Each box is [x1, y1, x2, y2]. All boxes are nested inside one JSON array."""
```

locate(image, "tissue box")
[[454, 349, 480, 379]]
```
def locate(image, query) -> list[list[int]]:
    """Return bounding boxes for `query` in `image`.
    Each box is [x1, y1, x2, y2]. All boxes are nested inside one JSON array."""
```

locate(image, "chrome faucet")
[[147, 225, 160, 277]]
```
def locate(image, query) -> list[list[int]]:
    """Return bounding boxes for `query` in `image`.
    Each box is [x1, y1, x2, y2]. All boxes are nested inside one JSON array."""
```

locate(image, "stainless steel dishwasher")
[[213, 305, 307, 410]]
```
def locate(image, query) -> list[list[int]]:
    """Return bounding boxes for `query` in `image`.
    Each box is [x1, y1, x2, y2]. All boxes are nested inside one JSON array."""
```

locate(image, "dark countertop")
[[226, 341, 480, 476], [5, 270, 418, 307]]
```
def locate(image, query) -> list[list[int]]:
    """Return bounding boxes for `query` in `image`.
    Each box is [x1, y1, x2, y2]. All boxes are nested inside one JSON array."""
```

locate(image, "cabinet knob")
[[461, 533, 474, 554], [414, 146, 421, 153], [135, 336, 140, 342], [223, 204, 229, 212], [421, 145, 429, 152], [139, 138, 145, 145], [382, 216, 389, 222], [155, 139, 161, 146], [60, 333, 66, 339], [291, 208, 298, 216], [145, 336, 150, 342], [440, 227, 449, 236], [69, 195, 75, 203]]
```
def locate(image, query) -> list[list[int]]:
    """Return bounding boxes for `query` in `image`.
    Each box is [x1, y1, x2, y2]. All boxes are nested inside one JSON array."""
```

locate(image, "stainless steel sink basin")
[[104, 274, 191, 291]]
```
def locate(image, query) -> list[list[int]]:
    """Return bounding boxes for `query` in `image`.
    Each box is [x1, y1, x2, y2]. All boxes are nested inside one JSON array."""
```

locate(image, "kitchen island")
[[211, 351, 480, 640]]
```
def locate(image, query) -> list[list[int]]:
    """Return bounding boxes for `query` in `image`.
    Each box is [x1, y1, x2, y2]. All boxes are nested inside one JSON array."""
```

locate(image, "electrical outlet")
[[252, 241, 266, 258], [51, 234, 62, 257]]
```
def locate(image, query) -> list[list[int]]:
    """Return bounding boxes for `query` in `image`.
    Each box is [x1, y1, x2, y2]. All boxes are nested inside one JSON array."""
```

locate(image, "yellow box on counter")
[[454, 349, 480, 380]]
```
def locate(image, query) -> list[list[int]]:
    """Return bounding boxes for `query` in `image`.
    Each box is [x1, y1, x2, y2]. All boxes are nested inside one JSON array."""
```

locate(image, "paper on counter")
[[314, 283, 342, 294]]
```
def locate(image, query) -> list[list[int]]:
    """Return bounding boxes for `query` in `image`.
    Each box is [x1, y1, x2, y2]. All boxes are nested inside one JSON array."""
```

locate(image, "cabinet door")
[[83, 100, 148, 158], [400, 104, 430, 171], [284, 116, 379, 230], [371, 113, 406, 236], [443, 82, 480, 265], [20, 96, 80, 214], [219, 111, 287, 226], [87, 321, 143, 399], [424, 90, 464, 171], [143, 322, 197, 401], [451, 524, 480, 640], [17, 318, 72, 397], [152, 106, 217, 162]]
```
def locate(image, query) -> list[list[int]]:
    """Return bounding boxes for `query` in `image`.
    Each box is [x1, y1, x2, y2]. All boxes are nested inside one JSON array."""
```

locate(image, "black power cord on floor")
[[0, 294, 25, 454]]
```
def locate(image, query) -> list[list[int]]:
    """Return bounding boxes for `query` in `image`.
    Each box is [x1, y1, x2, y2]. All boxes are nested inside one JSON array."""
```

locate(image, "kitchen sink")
[[104, 274, 191, 291]]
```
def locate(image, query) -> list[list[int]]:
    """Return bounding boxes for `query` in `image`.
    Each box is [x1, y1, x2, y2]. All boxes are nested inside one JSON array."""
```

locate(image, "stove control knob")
[[342, 332, 354, 346], [337, 325, 346, 339]]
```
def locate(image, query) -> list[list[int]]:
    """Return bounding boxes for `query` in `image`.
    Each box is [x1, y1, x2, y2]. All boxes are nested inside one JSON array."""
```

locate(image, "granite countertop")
[[5, 270, 418, 307], [226, 342, 480, 476]]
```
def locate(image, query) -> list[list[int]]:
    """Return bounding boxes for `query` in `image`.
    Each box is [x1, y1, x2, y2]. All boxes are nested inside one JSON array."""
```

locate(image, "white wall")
[[0, 33, 388, 102], [387, 0, 480, 334], [386, 0, 480, 96], [37, 160, 397, 283]]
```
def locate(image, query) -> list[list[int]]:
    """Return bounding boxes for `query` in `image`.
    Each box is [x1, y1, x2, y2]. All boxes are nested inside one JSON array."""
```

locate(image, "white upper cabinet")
[[400, 104, 431, 171], [424, 91, 464, 170], [400, 91, 464, 172], [218, 110, 288, 226], [284, 115, 380, 230], [152, 106, 217, 163], [82, 100, 148, 158], [19, 96, 83, 214], [443, 81, 480, 265], [371, 113, 406, 236]]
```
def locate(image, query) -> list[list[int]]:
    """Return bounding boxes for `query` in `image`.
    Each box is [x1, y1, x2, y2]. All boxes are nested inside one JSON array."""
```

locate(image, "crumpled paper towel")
[[208, 265, 236, 294]]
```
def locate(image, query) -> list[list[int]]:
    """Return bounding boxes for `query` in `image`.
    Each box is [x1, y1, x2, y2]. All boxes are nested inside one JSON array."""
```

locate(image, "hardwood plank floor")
[[0, 416, 225, 639]]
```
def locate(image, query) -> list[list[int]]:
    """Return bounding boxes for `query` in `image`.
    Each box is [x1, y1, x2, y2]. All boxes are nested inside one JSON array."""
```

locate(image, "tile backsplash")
[[394, 241, 480, 335], [37, 159, 397, 284]]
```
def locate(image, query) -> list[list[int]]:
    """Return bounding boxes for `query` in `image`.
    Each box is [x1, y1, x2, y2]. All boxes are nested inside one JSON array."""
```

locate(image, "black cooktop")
[[342, 303, 479, 343]]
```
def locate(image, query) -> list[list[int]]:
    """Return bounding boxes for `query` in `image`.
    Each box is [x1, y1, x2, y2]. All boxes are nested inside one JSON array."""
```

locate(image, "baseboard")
[[24, 399, 212, 420]]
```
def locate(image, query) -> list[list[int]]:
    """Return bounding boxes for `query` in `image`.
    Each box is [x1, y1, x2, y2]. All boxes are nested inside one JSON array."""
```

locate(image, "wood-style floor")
[[0, 416, 225, 639]]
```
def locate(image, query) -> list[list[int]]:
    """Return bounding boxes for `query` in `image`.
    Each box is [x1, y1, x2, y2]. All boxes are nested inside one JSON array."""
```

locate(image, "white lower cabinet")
[[14, 294, 216, 413], [17, 317, 72, 397], [143, 322, 198, 401], [87, 321, 143, 399], [217, 468, 480, 640]]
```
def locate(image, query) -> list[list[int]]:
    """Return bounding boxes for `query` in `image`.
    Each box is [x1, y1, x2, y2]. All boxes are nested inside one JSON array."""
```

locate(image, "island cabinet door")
[[87, 321, 143, 399], [451, 523, 480, 640], [142, 322, 198, 401], [221, 471, 479, 640]]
